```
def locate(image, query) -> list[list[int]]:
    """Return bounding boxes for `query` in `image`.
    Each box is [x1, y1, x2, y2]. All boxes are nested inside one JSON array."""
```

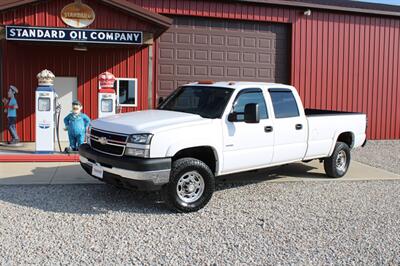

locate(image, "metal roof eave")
[[235, 0, 400, 18], [0, 0, 173, 29]]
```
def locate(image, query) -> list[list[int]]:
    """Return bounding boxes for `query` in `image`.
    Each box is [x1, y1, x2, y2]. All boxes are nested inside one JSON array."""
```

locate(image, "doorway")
[[157, 16, 290, 97], [53, 77, 77, 142]]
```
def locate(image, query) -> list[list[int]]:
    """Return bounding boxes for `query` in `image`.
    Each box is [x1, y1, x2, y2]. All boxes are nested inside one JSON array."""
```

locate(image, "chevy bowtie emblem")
[[98, 137, 108, 145]]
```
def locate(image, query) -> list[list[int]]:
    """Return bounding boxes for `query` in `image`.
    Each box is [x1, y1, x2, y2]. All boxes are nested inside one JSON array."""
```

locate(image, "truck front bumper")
[[79, 144, 171, 191]]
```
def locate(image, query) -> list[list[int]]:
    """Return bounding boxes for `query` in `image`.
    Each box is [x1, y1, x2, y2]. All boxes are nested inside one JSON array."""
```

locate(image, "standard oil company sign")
[[5, 26, 143, 45]]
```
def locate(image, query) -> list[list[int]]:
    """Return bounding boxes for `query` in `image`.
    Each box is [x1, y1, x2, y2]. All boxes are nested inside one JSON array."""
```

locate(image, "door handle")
[[264, 126, 273, 133], [295, 124, 303, 130]]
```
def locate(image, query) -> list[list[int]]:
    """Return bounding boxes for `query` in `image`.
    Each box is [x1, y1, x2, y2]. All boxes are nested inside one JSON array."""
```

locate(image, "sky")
[[355, 0, 400, 5]]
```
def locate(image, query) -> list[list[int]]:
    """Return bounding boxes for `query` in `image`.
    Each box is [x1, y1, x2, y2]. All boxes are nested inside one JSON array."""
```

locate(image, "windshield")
[[159, 86, 234, 119]]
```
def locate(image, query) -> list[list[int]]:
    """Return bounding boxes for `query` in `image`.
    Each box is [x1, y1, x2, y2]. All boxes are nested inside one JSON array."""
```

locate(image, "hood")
[[91, 110, 208, 134]]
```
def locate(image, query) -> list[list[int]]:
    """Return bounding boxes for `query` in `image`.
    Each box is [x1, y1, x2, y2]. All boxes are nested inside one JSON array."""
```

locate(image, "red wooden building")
[[1, 0, 399, 141]]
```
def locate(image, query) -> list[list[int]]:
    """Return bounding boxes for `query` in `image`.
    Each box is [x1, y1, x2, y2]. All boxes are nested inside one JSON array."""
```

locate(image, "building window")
[[116, 78, 137, 107]]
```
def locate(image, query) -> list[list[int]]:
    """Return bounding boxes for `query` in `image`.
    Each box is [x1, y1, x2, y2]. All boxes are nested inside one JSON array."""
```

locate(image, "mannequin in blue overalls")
[[64, 100, 90, 152]]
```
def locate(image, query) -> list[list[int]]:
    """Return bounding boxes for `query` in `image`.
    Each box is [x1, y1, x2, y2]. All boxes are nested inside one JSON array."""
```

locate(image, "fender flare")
[[328, 131, 355, 156], [166, 141, 222, 174]]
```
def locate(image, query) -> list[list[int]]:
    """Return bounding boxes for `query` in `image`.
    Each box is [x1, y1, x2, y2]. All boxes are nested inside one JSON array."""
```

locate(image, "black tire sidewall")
[[165, 158, 215, 212], [325, 142, 351, 178], [336, 143, 351, 176]]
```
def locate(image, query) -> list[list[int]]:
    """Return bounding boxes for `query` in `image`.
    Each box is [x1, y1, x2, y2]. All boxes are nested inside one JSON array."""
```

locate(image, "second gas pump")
[[98, 72, 117, 118]]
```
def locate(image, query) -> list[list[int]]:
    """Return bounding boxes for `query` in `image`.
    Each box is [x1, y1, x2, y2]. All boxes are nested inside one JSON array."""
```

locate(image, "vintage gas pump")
[[35, 69, 59, 153], [98, 71, 116, 118]]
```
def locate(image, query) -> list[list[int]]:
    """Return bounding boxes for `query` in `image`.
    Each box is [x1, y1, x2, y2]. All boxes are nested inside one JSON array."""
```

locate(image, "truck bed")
[[303, 109, 367, 160], [305, 108, 363, 116]]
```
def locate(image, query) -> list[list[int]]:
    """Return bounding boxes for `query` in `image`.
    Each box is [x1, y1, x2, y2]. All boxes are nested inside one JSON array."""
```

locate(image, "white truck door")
[[268, 88, 307, 164], [222, 89, 274, 173]]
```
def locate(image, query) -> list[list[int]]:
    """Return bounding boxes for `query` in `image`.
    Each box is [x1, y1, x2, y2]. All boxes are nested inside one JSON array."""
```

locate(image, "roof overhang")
[[234, 0, 400, 18], [1, 0, 399, 20], [0, 0, 37, 11], [0, 0, 173, 29], [101, 0, 172, 28]]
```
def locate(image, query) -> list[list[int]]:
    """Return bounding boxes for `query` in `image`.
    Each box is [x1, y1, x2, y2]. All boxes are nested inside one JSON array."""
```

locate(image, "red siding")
[[1, 0, 399, 140], [1, 41, 150, 142], [0, 0, 156, 31], [0, 0, 160, 141], [133, 0, 400, 140]]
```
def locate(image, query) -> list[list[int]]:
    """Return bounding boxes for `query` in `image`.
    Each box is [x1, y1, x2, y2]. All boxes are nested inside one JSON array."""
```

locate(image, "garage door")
[[157, 16, 290, 97]]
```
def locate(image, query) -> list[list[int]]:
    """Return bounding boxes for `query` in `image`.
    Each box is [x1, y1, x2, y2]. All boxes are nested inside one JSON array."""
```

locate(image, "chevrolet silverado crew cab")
[[79, 81, 367, 212]]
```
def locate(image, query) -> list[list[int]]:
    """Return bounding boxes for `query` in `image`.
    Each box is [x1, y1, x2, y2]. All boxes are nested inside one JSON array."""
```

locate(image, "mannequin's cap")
[[72, 100, 82, 106], [9, 85, 18, 94]]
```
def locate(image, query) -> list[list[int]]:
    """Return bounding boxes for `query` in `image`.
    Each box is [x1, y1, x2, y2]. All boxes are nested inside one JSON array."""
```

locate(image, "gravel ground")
[[0, 181, 399, 265], [352, 140, 400, 174]]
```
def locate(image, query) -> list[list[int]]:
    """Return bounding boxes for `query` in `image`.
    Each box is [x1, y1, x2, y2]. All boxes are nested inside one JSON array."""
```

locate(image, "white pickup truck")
[[79, 81, 367, 212]]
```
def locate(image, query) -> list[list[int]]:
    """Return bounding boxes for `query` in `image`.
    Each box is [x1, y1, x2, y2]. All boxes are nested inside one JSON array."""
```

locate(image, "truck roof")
[[186, 81, 293, 90]]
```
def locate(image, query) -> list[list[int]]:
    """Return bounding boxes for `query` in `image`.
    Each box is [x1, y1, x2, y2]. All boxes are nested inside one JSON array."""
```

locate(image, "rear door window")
[[269, 89, 300, 118]]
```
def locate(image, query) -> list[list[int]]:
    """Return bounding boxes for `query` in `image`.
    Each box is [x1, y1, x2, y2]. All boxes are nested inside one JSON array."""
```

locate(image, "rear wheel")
[[163, 158, 215, 213], [324, 142, 351, 178]]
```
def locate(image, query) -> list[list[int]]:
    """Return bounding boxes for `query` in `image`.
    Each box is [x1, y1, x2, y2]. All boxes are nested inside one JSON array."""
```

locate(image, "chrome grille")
[[89, 128, 128, 156], [91, 128, 128, 143]]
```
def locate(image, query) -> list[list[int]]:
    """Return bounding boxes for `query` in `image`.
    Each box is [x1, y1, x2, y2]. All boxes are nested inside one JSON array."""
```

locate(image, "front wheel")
[[324, 141, 351, 178], [163, 158, 215, 213]]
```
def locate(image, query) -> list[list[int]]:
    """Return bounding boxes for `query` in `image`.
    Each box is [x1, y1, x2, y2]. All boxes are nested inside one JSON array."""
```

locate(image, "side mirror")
[[228, 112, 237, 122], [244, 103, 260, 123], [158, 97, 164, 106]]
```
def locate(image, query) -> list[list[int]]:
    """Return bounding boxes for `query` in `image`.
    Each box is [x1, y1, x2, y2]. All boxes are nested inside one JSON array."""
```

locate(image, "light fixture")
[[304, 9, 311, 16], [73, 43, 87, 51]]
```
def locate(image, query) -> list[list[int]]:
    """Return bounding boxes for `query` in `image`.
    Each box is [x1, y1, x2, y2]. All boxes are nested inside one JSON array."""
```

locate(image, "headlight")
[[125, 133, 153, 158], [127, 133, 153, 145], [125, 148, 150, 158], [86, 126, 92, 144]]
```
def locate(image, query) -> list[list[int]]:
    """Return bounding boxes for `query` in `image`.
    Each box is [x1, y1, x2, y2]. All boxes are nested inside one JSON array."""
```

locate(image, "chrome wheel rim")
[[176, 171, 205, 203], [336, 150, 347, 172]]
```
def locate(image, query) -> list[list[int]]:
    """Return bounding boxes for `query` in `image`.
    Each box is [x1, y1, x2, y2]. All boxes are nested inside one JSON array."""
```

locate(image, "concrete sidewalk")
[[0, 142, 69, 154], [0, 162, 101, 185], [0, 160, 398, 185]]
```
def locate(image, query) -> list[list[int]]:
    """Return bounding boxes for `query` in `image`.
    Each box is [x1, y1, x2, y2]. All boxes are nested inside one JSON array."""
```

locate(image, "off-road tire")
[[163, 158, 215, 213], [324, 141, 351, 178]]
